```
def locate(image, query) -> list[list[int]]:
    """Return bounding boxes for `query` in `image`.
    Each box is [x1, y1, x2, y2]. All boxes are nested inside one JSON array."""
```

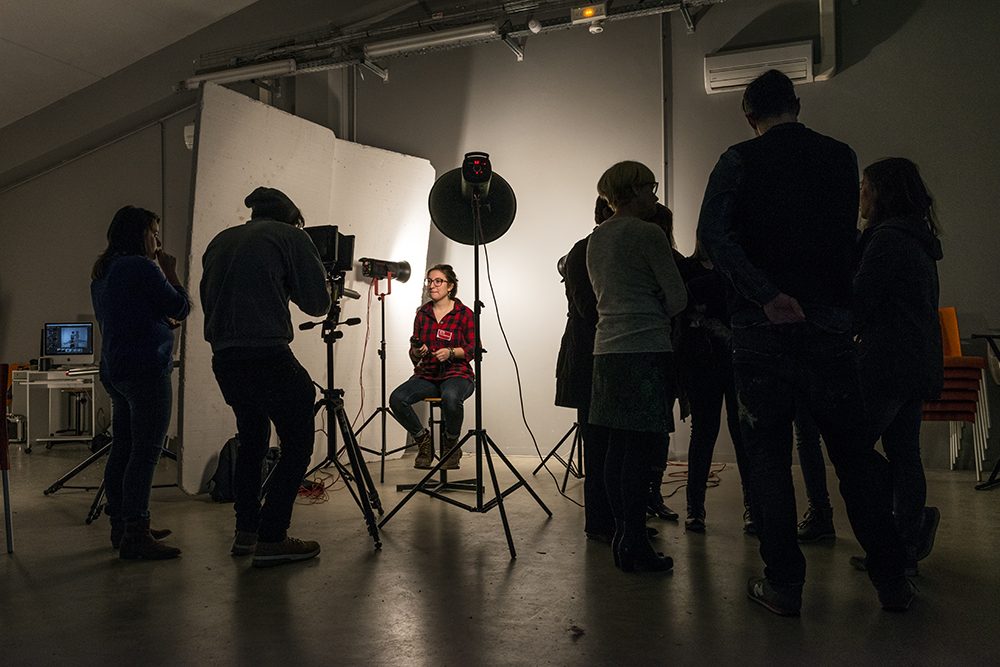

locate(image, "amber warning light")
[[571, 3, 607, 24]]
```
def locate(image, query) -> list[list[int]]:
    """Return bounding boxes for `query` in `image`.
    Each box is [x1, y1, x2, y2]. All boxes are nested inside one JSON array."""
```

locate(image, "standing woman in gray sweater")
[[587, 161, 688, 572]]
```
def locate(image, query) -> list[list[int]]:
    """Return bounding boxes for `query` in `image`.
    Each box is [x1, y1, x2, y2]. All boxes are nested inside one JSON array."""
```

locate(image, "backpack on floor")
[[208, 436, 240, 503], [208, 435, 281, 503]]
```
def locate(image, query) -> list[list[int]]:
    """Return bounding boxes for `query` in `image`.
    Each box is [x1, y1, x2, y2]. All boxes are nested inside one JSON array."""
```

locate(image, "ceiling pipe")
[[814, 0, 836, 81]]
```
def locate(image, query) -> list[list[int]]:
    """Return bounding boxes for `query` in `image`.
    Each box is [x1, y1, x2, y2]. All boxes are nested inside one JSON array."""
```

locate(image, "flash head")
[[360, 258, 411, 283]]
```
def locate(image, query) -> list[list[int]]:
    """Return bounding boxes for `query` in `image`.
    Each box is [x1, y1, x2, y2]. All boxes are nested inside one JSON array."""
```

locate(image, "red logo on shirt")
[[437, 329, 453, 341]]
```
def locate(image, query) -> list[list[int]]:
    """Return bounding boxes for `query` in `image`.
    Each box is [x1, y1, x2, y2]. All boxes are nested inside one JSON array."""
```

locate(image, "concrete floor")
[[2, 441, 998, 666]]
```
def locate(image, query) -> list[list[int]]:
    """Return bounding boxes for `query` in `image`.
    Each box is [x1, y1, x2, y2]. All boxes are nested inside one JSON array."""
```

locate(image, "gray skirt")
[[590, 351, 676, 434]]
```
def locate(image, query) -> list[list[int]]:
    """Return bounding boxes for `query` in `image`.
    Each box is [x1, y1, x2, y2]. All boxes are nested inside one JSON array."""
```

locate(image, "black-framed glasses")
[[425, 278, 450, 286]]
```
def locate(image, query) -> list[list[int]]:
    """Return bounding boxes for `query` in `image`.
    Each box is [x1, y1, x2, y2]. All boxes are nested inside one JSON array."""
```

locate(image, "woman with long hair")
[[851, 157, 943, 575], [91, 205, 190, 559]]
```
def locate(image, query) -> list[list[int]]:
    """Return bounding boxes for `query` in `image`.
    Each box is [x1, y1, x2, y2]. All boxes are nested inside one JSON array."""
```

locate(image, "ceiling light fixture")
[[364, 22, 498, 59], [179, 59, 296, 91]]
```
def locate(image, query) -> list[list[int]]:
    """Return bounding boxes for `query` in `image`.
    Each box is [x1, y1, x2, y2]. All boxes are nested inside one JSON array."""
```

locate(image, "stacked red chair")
[[921, 308, 990, 480]]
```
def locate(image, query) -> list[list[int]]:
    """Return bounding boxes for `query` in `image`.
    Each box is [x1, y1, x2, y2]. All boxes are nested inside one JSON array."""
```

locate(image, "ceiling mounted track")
[[176, 0, 727, 91]]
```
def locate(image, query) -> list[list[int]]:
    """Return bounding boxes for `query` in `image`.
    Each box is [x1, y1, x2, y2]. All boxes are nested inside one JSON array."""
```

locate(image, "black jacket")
[[555, 234, 599, 409], [854, 214, 944, 400]]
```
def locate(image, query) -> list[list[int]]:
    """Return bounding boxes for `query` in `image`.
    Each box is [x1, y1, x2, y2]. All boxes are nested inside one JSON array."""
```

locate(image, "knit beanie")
[[245, 187, 302, 225]]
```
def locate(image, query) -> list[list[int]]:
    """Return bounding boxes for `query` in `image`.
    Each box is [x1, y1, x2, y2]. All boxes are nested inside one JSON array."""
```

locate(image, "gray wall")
[[2, 0, 997, 471]]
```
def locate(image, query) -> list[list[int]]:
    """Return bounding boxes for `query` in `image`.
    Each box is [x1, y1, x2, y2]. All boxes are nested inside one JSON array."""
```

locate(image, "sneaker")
[[746, 577, 802, 617], [231, 531, 258, 556], [915, 507, 940, 561], [252, 536, 321, 568], [878, 577, 917, 612], [797, 506, 835, 543], [849, 555, 919, 577]]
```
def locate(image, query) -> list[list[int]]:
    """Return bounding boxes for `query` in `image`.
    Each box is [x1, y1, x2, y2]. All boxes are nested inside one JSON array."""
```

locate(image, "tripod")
[[355, 279, 407, 483], [379, 191, 551, 558], [43, 434, 177, 524], [532, 421, 585, 492], [302, 289, 383, 550]]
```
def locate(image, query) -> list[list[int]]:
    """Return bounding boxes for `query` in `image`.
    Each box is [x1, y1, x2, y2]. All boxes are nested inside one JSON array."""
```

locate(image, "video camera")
[[304, 225, 359, 301], [304, 225, 355, 276]]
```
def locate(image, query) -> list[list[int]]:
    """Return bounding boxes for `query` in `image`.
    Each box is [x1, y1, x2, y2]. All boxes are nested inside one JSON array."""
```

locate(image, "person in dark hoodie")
[[201, 187, 331, 568], [850, 157, 944, 576]]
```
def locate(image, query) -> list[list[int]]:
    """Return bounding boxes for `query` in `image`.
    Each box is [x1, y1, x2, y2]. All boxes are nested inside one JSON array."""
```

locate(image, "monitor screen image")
[[42, 322, 95, 366]]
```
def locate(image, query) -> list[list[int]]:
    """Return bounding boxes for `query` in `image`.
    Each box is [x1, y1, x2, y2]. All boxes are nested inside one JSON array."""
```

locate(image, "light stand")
[[355, 276, 407, 483], [378, 153, 551, 558], [301, 278, 383, 550], [532, 421, 585, 492]]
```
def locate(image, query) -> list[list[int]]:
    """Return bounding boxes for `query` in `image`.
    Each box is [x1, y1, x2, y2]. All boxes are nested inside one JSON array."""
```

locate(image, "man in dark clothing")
[[697, 70, 913, 615], [201, 187, 331, 568]]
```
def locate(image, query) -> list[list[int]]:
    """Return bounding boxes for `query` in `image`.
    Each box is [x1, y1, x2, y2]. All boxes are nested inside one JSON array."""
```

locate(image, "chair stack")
[[2, 363, 13, 552], [921, 307, 991, 480]]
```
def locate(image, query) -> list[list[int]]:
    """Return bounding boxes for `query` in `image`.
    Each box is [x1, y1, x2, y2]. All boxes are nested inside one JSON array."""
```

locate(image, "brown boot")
[[119, 518, 181, 560], [110, 515, 172, 549], [413, 430, 434, 469], [440, 436, 462, 470]]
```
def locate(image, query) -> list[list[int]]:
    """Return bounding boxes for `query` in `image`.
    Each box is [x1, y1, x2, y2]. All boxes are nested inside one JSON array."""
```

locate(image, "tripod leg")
[[44, 441, 112, 495], [334, 401, 382, 549], [86, 480, 106, 524], [532, 423, 577, 475], [485, 432, 552, 516], [480, 432, 516, 559]]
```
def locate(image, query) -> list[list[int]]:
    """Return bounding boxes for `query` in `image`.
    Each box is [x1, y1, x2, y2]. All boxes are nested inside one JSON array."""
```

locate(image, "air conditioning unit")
[[704, 41, 814, 95]]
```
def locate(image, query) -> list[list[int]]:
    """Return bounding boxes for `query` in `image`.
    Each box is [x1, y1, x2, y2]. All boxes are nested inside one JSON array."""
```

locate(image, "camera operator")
[[200, 186, 331, 568]]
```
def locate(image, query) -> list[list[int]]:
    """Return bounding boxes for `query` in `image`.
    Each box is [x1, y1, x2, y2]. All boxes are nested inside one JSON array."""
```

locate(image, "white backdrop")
[[179, 83, 434, 494]]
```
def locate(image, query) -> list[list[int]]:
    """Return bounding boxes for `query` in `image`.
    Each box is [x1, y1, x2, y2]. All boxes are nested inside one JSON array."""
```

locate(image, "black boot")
[[647, 470, 679, 521], [686, 479, 707, 533], [109, 514, 172, 549], [797, 505, 835, 543], [119, 518, 181, 560]]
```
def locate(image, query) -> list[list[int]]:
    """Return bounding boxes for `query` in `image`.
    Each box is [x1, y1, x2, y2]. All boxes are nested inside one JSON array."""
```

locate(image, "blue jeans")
[[102, 375, 172, 522], [732, 320, 905, 586], [685, 364, 748, 510], [212, 346, 316, 543], [866, 396, 927, 559], [389, 376, 474, 440], [793, 405, 831, 510]]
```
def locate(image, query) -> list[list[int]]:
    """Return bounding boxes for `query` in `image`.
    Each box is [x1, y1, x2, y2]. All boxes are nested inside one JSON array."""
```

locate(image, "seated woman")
[[389, 264, 476, 470]]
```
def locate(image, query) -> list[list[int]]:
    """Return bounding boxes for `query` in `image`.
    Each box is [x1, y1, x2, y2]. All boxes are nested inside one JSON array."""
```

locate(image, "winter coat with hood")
[[853, 213, 944, 401]]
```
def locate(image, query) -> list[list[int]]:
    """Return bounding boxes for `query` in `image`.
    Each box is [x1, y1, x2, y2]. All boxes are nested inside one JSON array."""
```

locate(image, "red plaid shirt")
[[411, 298, 476, 381]]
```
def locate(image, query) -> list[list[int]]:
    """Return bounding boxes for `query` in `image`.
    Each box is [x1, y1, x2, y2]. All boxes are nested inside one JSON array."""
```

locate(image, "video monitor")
[[42, 322, 95, 366]]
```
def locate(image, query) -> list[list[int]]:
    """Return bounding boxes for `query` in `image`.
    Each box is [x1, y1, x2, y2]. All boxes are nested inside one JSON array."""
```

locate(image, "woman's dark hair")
[[594, 196, 612, 225], [649, 203, 677, 250], [863, 157, 940, 236], [92, 206, 159, 280], [427, 263, 459, 300]]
